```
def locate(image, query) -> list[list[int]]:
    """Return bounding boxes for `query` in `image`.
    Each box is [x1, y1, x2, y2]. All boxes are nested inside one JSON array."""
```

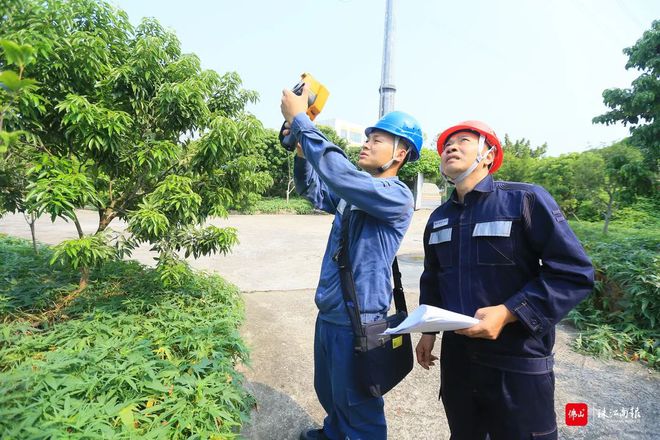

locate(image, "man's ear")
[[396, 146, 409, 162], [484, 146, 496, 168], [394, 148, 409, 171]]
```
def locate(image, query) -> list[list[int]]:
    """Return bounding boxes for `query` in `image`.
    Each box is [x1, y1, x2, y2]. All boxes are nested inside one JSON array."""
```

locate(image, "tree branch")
[[71, 213, 85, 238]]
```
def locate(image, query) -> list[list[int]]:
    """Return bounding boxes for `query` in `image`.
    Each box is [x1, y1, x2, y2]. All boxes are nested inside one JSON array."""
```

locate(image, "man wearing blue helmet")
[[281, 84, 423, 440]]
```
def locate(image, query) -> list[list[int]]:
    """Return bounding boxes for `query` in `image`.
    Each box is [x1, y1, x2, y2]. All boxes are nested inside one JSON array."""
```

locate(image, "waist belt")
[[468, 351, 554, 375]]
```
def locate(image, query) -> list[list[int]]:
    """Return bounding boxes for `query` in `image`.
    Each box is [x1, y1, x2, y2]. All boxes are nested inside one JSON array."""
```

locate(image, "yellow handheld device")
[[279, 73, 330, 151]]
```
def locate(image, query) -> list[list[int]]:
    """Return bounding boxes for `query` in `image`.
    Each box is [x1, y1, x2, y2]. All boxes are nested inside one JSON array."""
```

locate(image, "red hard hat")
[[436, 120, 503, 174]]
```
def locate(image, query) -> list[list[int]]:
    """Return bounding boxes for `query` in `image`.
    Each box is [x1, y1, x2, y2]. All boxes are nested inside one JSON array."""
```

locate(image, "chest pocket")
[[429, 227, 453, 267], [473, 220, 515, 266]]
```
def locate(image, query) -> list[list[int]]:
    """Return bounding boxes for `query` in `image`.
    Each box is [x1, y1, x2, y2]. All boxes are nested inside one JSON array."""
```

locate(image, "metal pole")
[[379, 0, 422, 209], [379, 0, 395, 118]]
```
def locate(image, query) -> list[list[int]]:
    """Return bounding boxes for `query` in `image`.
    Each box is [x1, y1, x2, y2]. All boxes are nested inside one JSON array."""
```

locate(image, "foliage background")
[[0, 235, 252, 439], [0, 3, 658, 439]]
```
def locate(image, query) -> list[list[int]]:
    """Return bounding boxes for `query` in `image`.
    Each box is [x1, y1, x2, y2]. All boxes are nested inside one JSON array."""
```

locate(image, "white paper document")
[[383, 305, 479, 335]]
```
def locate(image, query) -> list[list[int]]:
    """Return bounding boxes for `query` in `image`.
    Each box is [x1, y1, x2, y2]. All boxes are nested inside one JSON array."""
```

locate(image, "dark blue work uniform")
[[420, 175, 594, 440]]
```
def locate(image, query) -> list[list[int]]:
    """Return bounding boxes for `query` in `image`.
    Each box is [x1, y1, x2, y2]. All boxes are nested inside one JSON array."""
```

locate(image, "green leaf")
[[0, 71, 21, 91], [118, 404, 135, 429], [0, 40, 36, 67], [0, 130, 27, 150]]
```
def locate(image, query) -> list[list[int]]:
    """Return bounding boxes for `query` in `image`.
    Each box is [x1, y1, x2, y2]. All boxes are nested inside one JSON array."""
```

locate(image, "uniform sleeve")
[[291, 113, 412, 222], [420, 221, 443, 308], [293, 156, 341, 214], [504, 186, 594, 338]]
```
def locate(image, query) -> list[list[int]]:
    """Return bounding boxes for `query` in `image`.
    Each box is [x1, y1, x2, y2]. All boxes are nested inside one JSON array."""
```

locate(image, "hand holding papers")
[[383, 305, 479, 335]]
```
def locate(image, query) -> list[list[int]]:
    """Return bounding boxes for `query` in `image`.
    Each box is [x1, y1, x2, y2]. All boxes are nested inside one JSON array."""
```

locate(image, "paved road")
[[1, 207, 658, 440]]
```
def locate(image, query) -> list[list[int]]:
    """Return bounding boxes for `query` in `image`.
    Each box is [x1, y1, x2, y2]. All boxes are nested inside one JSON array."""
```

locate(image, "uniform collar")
[[473, 174, 495, 193], [450, 175, 495, 204]]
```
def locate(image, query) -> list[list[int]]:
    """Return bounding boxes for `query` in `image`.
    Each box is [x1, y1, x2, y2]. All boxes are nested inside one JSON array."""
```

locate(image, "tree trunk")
[[96, 209, 115, 233], [37, 266, 89, 325], [78, 266, 89, 292], [603, 192, 614, 234], [71, 214, 88, 293], [23, 212, 38, 254], [73, 215, 84, 238], [286, 179, 293, 204], [29, 216, 38, 254]]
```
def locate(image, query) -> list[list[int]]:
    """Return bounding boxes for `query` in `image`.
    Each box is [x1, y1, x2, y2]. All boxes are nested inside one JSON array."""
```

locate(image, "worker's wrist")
[[291, 112, 311, 127], [502, 305, 518, 324]]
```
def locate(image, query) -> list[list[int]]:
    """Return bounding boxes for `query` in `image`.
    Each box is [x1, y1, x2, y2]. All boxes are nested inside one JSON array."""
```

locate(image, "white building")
[[315, 118, 365, 147]]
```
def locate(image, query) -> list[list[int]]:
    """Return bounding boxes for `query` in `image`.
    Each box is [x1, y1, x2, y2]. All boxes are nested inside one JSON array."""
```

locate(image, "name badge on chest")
[[433, 218, 449, 229]]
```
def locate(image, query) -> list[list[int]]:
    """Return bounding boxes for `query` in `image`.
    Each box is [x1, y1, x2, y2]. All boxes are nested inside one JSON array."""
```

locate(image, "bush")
[[235, 197, 316, 215], [0, 235, 253, 439], [568, 222, 660, 369], [0, 235, 78, 315], [610, 197, 660, 228]]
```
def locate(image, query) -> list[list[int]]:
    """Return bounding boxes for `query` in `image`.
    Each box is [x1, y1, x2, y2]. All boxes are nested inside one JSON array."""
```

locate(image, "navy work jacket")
[[420, 175, 594, 358]]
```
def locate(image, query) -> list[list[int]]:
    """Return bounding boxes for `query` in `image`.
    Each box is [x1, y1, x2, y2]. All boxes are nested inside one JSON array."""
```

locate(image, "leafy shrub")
[[0, 235, 79, 315], [236, 197, 316, 215], [610, 197, 660, 229], [568, 222, 659, 369], [0, 235, 253, 439]]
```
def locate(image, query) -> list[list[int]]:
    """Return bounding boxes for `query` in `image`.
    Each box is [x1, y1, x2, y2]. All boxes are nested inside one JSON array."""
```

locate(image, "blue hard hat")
[[365, 111, 423, 162]]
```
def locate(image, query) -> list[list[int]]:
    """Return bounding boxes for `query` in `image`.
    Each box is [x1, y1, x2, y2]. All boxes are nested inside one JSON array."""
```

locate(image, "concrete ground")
[[1, 185, 658, 439]]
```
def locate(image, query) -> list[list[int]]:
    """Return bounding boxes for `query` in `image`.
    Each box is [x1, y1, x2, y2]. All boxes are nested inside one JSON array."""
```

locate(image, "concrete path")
[[1, 204, 658, 440]]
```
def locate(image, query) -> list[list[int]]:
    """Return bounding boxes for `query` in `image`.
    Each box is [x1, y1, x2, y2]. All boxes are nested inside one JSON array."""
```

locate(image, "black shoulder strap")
[[335, 204, 365, 338], [335, 203, 408, 338], [391, 258, 407, 314]]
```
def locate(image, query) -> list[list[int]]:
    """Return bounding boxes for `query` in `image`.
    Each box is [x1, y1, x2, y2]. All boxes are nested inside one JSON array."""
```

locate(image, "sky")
[[111, 0, 659, 156]]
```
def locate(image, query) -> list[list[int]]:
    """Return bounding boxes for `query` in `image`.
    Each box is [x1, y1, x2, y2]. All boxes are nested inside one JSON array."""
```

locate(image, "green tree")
[[399, 148, 441, 184], [530, 154, 580, 217], [317, 125, 349, 149], [0, 39, 43, 252], [253, 124, 350, 200], [251, 124, 349, 200], [570, 151, 607, 221], [593, 20, 660, 170], [598, 141, 654, 233], [345, 145, 361, 167], [520, 150, 608, 222], [2, 0, 270, 295], [252, 128, 294, 200], [495, 134, 547, 183]]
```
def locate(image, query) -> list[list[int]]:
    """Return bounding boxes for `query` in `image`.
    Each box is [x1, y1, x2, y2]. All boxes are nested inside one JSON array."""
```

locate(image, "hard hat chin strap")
[[378, 135, 406, 173], [440, 135, 494, 185]]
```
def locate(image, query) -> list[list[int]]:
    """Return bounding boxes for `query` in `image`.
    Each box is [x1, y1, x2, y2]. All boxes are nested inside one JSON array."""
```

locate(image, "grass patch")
[[236, 197, 317, 215], [0, 234, 253, 439], [568, 222, 659, 369]]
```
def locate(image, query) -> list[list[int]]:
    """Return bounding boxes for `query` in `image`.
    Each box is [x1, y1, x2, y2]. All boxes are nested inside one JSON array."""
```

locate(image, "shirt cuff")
[[291, 112, 314, 138], [504, 295, 548, 338]]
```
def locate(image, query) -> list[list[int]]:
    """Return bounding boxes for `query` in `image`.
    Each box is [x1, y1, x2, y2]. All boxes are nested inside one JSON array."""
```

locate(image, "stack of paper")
[[383, 305, 479, 335]]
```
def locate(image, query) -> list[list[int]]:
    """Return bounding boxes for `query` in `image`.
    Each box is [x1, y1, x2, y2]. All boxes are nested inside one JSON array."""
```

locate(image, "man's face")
[[358, 130, 400, 172], [441, 130, 491, 178]]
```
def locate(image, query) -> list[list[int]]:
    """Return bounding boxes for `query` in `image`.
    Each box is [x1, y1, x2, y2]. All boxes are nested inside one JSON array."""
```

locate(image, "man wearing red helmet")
[[415, 121, 594, 439]]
